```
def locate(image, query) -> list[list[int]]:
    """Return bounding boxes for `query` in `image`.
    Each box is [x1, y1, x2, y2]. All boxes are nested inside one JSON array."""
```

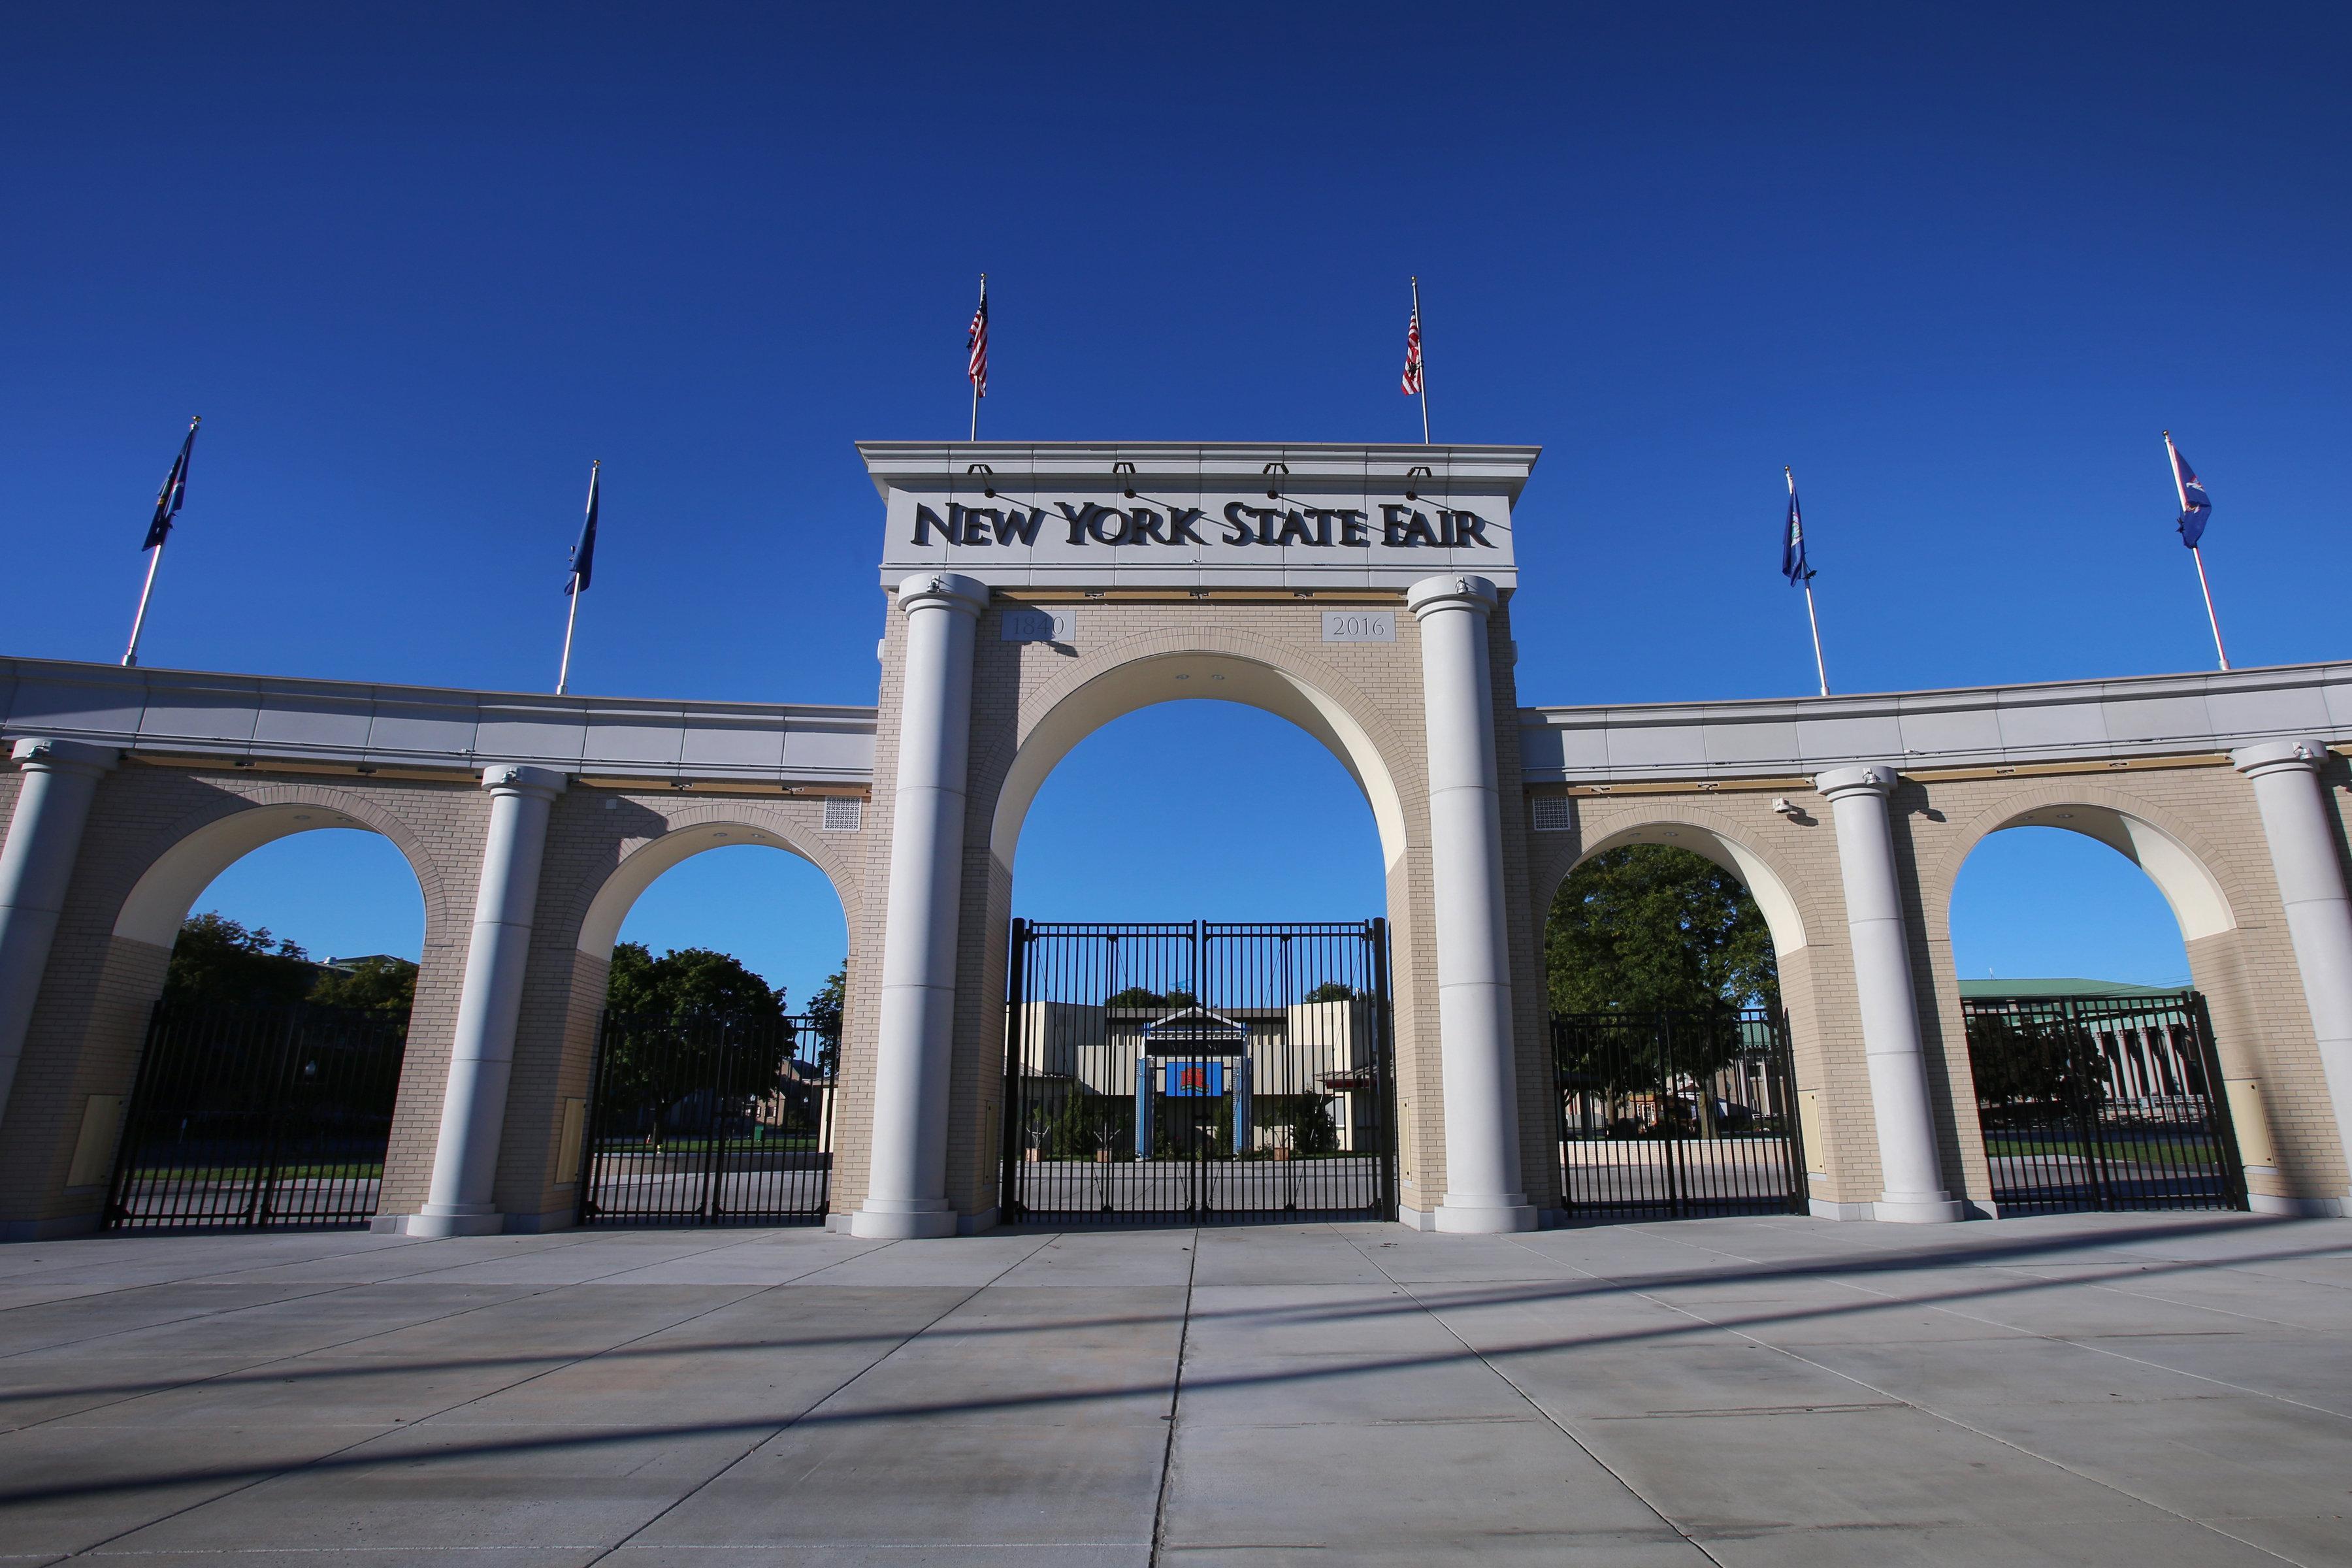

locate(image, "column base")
[[1874, 1193, 1966, 1224], [850, 1201, 959, 1239], [2248, 1192, 2347, 1218], [1435, 1196, 1538, 1233], [1808, 1198, 1878, 1221], [404, 1204, 506, 1238]]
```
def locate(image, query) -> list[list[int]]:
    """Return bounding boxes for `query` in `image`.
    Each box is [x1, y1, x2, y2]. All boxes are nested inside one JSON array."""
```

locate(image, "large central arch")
[[987, 645, 1411, 877]]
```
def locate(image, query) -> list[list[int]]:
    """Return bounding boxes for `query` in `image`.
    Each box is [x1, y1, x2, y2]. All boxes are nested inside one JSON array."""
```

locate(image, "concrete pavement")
[[0, 1213, 2345, 1565]]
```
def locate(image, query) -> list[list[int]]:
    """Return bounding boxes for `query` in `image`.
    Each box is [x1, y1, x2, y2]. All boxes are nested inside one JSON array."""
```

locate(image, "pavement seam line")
[[577, 1231, 1060, 1566], [1348, 1229, 1731, 1567], [1529, 1232, 2314, 1566], [1145, 1223, 1201, 1568]]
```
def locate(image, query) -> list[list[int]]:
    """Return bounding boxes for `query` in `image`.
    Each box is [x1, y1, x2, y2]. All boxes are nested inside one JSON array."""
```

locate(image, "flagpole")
[[969, 274, 985, 442], [555, 578, 581, 695], [2191, 546, 2230, 672], [1802, 574, 1829, 696], [1411, 276, 1430, 444], [122, 538, 167, 668], [2163, 431, 2229, 672]]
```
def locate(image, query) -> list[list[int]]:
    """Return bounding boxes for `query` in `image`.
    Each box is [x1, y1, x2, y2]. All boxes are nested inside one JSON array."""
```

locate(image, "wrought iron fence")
[[578, 1011, 835, 1225], [1553, 1007, 1808, 1221], [1002, 920, 1396, 1225], [106, 1000, 409, 1232], [1962, 991, 2246, 1214]]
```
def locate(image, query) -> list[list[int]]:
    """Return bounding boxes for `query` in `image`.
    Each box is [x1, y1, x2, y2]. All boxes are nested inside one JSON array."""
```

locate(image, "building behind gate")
[[1, 440, 2349, 1241]]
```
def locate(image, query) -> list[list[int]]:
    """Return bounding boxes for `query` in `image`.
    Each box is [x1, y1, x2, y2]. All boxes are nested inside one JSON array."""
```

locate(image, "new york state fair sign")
[[860, 442, 1538, 591]]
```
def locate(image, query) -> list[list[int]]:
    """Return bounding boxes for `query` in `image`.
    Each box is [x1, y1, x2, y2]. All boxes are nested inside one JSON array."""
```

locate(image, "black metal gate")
[[1553, 1007, 1808, 1221], [1963, 990, 2247, 1214], [578, 1011, 835, 1225], [1002, 920, 1396, 1225], [106, 1000, 409, 1232]]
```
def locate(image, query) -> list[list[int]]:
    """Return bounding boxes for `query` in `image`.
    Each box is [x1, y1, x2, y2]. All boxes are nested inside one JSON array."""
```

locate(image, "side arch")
[[568, 803, 860, 964], [112, 785, 453, 948], [1531, 805, 1812, 961], [1921, 786, 2244, 947]]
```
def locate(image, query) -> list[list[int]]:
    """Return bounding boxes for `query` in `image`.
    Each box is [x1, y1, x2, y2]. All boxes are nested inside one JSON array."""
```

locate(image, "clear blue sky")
[[7, 3, 2340, 997]]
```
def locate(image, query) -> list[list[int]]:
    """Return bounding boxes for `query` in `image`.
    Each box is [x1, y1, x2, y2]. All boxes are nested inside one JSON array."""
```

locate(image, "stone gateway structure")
[[2, 441, 2349, 1241]]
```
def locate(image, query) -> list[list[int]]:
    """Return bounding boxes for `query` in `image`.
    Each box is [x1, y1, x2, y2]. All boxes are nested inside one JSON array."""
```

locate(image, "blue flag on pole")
[[2166, 435, 2211, 549], [566, 462, 600, 593], [1781, 469, 1809, 584], [142, 419, 199, 550]]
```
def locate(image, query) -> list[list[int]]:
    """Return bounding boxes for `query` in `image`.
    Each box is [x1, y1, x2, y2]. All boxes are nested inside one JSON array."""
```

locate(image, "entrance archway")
[[565, 813, 854, 1226], [103, 796, 440, 1231], [1941, 802, 2249, 1215], [1541, 820, 1812, 1221], [981, 643, 1414, 1226]]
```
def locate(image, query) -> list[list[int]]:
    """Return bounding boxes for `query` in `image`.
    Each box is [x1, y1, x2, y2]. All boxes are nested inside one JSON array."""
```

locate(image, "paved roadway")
[[0, 1212, 2346, 1565]]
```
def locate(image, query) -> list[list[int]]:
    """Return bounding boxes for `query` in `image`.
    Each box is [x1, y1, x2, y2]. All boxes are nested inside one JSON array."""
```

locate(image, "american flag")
[[1400, 303, 1423, 395], [966, 279, 988, 399]]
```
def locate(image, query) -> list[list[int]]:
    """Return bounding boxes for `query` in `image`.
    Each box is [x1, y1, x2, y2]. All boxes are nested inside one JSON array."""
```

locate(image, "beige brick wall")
[[0, 765, 482, 1235], [1524, 756, 2352, 1213], [834, 586, 1556, 1225], [9, 678, 2349, 1237], [485, 789, 864, 1229]]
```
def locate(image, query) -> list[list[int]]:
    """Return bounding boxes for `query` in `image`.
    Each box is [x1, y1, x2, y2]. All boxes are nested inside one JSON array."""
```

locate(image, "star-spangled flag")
[[967, 284, 988, 399], [1400, 304, 1423, 395], [2166, 433, 2212, 549], [1782, 468, 1810, 584], [565, 462, 599, 595], [142, 419, 199, 550]]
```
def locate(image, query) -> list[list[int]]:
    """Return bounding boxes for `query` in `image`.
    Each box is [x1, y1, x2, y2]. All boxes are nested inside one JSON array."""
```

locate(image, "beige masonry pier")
[[408, 764, 564, 1237], [1816, 765, 1965, 1222], [3, 440, 2351, 1239], [854, 572, 987, 1239], [1407, 574, 1535, 1232], [0, 738, 115, 1130]]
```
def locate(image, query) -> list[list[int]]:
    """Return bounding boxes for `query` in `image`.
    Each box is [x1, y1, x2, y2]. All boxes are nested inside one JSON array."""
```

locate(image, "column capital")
[[8, 738, 118, 777], [480, 763, 567, 800], [894, 571, 989, 618], [1814, 763, 1900, 800], [2232, 738, 2331, 779], [1405, 574, 1499, 619]]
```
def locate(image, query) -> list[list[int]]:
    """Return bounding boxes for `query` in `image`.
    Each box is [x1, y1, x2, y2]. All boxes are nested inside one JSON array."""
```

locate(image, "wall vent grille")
[[823, 796, 864, 832], [1530, 794, 1574, 832]]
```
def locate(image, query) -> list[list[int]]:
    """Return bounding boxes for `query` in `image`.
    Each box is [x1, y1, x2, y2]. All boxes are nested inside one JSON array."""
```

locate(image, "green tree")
[[606, 943, 787, 1022], [597, 945, 793, 1147], [1546, 845, 1777, 1015], [806, 964, 846, 1075], [165, 913, 316, 1007], [308, 955, 419, 1014]]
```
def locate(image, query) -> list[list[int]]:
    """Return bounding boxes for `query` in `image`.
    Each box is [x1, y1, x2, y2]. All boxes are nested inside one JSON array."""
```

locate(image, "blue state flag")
[[2167, 436, 2212, 549], [1781, 470, 1810, 584], [566, 462, 600, 593], [142, 419, 199, 551]]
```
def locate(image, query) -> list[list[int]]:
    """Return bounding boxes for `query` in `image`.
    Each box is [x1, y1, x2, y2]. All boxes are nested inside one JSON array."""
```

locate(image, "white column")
[[410, 764, 564, 1237], [1816, 764, 1964, 1222], [2232, 738, 2352, 1209], [0, 739, 118, 1130], [855, 571, 987, 1239], [1407, 574, 1535, 1233]]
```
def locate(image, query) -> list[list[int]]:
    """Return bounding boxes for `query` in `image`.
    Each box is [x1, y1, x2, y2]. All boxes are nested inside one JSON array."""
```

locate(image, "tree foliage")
[[165, 913, 317, 1007], [1546, 845, 1777, 1015], [606, 942, 787, 1023], [309, 955, 419, 1014], [167, 913, 421, 1017]]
